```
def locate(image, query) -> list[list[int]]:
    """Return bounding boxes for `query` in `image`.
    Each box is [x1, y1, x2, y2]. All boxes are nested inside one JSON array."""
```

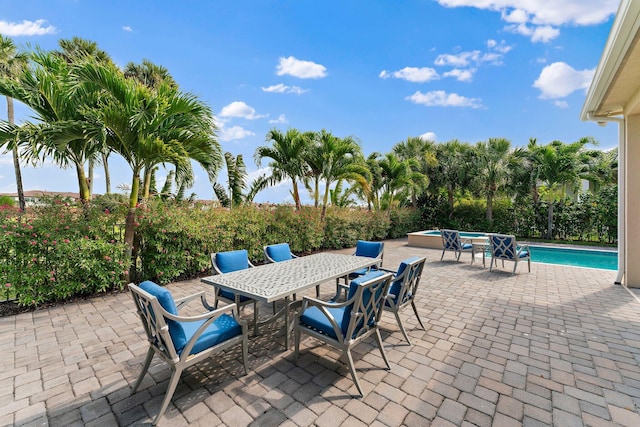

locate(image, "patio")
[[2, 238, 640, 426]]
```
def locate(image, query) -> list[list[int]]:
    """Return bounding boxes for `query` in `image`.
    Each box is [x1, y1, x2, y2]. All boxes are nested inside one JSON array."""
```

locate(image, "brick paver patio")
[[2, 238, 640, 426]]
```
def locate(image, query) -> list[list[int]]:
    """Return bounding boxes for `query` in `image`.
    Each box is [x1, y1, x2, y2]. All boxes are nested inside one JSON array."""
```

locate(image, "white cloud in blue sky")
[[406, 91, 483, 109], [276, 56, 327, 79], [533, 62, 595, 100], [261, 84, 308, 95], [379, 67, 439, 83], [0, 19, 56, 36], [219, 101, 267, 120], [122, 26, 133, 32]]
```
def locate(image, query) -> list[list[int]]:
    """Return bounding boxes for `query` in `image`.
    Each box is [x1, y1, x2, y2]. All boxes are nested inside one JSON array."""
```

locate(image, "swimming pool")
[[527, 245, 617, 270], [407, 229, 617, 270]]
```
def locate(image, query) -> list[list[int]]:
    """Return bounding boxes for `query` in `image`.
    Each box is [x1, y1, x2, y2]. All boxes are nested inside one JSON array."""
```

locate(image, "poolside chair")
[[335, 240, 384, 300], [380, 256, 427, 345], [211, 250, 259, 331], [294, 271, 393, 397], [440, 229, 473, 262], [129, 281, 248, 425], [488, 233, 531, 275], [264, 243, 320, 297]]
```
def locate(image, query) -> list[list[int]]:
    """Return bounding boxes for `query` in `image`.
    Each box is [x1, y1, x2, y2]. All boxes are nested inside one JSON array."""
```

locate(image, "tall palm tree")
[[378, 152, 412, 213], [432, 140, 473, 214], [0, 49, 105, 204], [0, 35, 28, 211], [393, 136, 436, 208], [255, 128, 309, 210], [214, 152, 268, 208], [472, 138, 513, 223], [74, 60, 222, 279], [314, 130, 369, 218]]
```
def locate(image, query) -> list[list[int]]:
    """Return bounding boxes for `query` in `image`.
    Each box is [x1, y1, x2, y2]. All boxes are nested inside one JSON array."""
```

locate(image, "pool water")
[[527, 245, 617, 270], [424, 230, 487, 238]]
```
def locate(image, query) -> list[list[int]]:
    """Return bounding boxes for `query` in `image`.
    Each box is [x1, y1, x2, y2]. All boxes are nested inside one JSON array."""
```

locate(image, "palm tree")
[[213, 152, 268, 208], [255, 128, 309, 210], [393, 136, 436, 208], [74, 60, 222, 279], [314, 130, 369, 218], [0, 35, 28, 211], [432, 140, 473, 214], [472, 138, 513, 223], [530, 138, 594, 238], [378, 152, 413, 213], [0, 49, 105, 205]]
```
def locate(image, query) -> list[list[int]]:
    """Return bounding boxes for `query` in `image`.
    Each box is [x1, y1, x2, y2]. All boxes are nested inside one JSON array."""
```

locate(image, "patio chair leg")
[[528, 258, 531, 272], [456, 251, 462, 262], [393, 310, 411, 344], [512, 262, 517, 275], [154, 366, 183, 425], [411, 301, 425, 330], [375, 329, 391, 370], [241, 334, 249, 375], [131, 347, 155, 394], [315, 285, 321, 298], [253, 302, 259, 336], [293, 327, 301, 360], [345, 348, 364, 397]]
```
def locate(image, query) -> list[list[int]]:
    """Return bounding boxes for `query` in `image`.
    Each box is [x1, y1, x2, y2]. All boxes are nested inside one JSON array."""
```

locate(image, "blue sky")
[[0, 0, 622, 203]]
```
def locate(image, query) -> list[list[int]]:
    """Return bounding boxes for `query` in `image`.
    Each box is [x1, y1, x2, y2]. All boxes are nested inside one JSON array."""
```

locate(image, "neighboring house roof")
[[581, 0, 640, 120]]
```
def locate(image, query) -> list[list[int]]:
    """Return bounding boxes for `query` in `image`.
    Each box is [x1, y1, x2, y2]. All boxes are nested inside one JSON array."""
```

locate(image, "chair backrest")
[[488, 234, 517, 260], [441, 229, 463, 250], [343, 270, 392, 339], [265, 243, 293, 262], [354, 240, 384, 260], [129, 281, 183, 360], [212, 249, 251, 274], [388, 256, 426, 304]]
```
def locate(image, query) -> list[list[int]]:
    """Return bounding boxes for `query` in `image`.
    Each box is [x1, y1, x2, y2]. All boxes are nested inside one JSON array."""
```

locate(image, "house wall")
[[625, 115, 640, 287]]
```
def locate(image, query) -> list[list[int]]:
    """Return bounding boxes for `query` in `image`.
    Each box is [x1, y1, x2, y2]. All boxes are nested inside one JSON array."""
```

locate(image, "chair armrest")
[[174, 291, 207, 308], [517, 244, 530, 255], [299, 296, 351, 340], [379, 267, 396, 273]]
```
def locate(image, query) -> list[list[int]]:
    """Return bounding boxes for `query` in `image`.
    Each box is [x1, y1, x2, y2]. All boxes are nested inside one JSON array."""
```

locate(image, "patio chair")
[[294, 270, 393, 397], [335, 240, 384, 300], [264, 243, 320, 297], [380, 256, 427, 344], [211, 250, 259, 331], [440, 229, 473, 262], [488, 233, 531, 275], [129, 281, 248, 425]]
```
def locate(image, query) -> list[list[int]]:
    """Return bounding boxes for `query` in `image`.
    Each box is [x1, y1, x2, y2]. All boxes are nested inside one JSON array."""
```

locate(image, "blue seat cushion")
[[462, 243, 473, 250], [216, 250, 250, 273], [348, 265, 378, 279], [178, 314, 242, 355], [388, 256, 421, 303], [518, 250, 529, 258], [299, 306, 350, 339], [218, 288, 252, 303], [266, 244, 293, 262], [355, 240, 383, 258]]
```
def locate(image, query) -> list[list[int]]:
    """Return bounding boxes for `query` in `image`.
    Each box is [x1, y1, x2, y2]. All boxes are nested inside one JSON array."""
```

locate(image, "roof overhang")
[[581, 0, 640, 121]]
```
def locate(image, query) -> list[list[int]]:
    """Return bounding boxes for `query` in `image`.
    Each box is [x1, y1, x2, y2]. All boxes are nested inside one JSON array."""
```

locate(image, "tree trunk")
[[88, 158, 94, 198], [486, 194, 493, 223], [292, 180, 301, 211], [102, 151, 111, 194], [7, 96, 25, 212], [321, 181, 330, 220], [547, 203, 554, 240], [124, 174, 141, 282], [75, 162, 91, 204]]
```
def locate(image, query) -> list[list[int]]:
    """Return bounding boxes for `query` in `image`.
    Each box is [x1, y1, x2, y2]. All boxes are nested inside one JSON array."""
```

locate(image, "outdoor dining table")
[[470, 236, 490, 268], [200, 252, 380, 348]]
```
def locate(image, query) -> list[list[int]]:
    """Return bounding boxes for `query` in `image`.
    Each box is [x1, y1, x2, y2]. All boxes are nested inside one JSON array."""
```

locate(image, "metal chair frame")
[[488, 233, 531, 275]]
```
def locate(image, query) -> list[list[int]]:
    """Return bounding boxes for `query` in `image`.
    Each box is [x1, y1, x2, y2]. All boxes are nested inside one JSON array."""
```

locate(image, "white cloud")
[[276, 56, 327, 79], [533, 62, 594, 99], [406, 90, 483, 108], [379, 67, 439, 83], [443, 68, 475, 82], [219, 125, 255, 142], [261, 83, 308, 94], [0, 19, 57, 36], [487, 39, 513, 54], [436, 0, 618, 43], [268, 114, 288, 124], [435, 48, 507, 67], [554, 100, 569, 108], [420, 132, 437, 142], [123, 26, 133, 32], [219, 101, 267, 120]]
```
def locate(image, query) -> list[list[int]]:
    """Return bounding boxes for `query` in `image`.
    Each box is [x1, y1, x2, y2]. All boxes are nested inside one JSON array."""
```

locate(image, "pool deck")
[[2, 237, 640, 426]]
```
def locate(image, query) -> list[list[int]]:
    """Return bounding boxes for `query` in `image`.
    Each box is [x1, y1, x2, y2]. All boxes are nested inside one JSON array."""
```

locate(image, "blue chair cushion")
[[462, 243, 473, 250], [178, 314, 242, 355], [266, 243, 293, 262], [346, 270, 386, 300], [218, 288, 252, 303], [388, 256, 420, 302], [347, 266, 379, 279], [138, 281, 186, 352], [518, 250, 529, 258], [299, 306, 350, 339], [216, 250, 250, 273], [355, 240, 383, 258]]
